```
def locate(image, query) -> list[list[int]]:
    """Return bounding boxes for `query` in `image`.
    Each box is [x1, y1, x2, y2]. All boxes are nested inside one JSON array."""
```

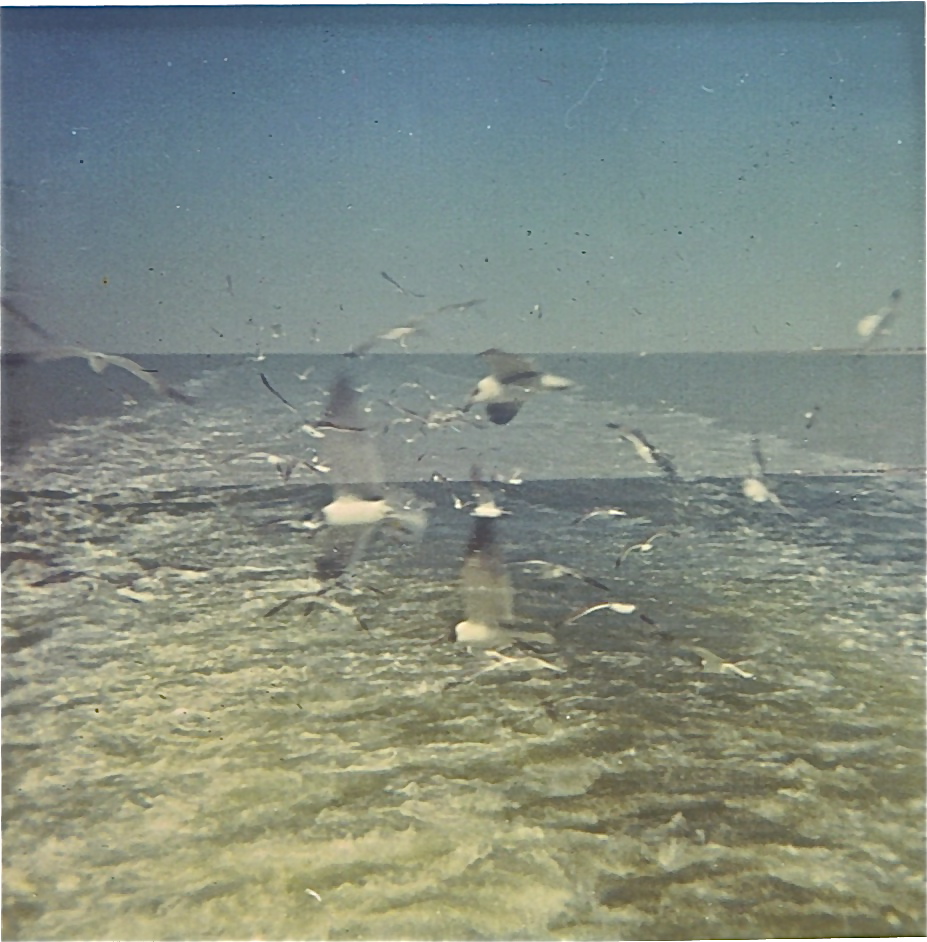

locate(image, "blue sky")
[[2, 3, 923, 353]]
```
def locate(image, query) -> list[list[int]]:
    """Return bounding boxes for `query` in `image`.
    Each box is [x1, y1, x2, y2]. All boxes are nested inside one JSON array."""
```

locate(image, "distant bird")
[[683, 645, 755, 679], [346, 298, 485, 358], [31, 345, 194, 404], [346, 318, 427, 357], [466, 470, 510, 519], [573, 506, 628, 524], [227, 451, 301, 482], [381, 399, 474, 438], [462, 349, 574, 425], [856, 289, 902, 350], [561, 600, 637, 625], [615, 530, 670, 568], [741, 436, 793, 514], [606, 424, 678, 478], [803, 404, 821, 431], [514, 559, 612, 592]]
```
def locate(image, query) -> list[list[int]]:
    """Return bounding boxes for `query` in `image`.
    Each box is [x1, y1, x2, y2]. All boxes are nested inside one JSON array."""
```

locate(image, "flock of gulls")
[[1, 286, 908, 683]]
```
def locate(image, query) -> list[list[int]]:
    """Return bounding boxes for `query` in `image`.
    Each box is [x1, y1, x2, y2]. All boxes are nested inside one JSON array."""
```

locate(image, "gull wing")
[[1, 297, 57, 342], [478, 348, 540, 386], [31, 345, 194, 403]]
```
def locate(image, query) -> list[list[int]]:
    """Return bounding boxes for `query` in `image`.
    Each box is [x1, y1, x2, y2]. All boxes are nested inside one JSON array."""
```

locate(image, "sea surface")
[[2, 351, 925, 940]]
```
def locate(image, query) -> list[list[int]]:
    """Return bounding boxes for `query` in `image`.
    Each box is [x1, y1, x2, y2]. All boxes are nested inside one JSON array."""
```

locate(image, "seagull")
[[346, 299, 485, 358], [30, 345, 195, 404], [227, 451, 301, 482], [856, 289, 902, 350], [380, 399, 475, 438], [615, 530, 670, 568], [573, 507, 628, 524], [560, 600, 637, 625], [451, 477, 553, 650], [311, 373, 427, 579], [514, 559, 613, 592], [741, 436, 793, 514], [451, 514, 517, 647], [466, 471, 510, 519], [462, 349, 574, 425], [606, 424, 678, 478], [346, 318, 427, 357], [683, 645, 755, 679]]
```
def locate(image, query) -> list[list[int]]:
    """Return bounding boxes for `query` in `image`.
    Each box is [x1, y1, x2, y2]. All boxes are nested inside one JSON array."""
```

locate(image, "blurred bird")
[[311, 373, 427, 580], [32, 345, 195, 404], [514, 558, 612, 592], [2, 298, 194, 403], [561, 600, 637, 625], [463, 349, 574, 425], [451, 473, 552, 648], [451, 513, 517, 647], [741, 436, 793, 515], [615, 530, 670, 568], [606, 424, 678, 478], [856, 289, 902, 350], [573, 506, 628, 524]]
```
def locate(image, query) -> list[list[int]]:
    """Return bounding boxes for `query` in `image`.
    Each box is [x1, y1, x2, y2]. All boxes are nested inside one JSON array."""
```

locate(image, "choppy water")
[[2, 353, 924, 939]]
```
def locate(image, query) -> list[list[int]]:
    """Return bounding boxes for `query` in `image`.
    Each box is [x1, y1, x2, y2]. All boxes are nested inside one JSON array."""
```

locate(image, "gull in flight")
[[311, 373, 427, 580], [560, 600, 637, 625], [346, 297, 485, 357], [346, 318, 427, 357], [462, 348, 574, 425], [451, 513, 517, 647], [2, 298, 193, 403], [32, 345, 195, 404], [606, 424, 678, 478], [615, 530, 671, 568], [573, 506, 628, 524], [683, 645, 755, 679], [856, 289, 902, 350], [451, 475, 553, 651], [741, 436, 793, 514], [514, 558, 612, 592]]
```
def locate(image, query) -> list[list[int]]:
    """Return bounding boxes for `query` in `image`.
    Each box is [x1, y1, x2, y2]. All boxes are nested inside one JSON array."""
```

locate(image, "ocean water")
[[2, 352, 924, 940]]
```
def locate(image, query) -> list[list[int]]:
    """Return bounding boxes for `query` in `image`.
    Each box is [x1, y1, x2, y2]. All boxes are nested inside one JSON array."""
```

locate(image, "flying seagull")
[[856, 289, 902, 350], [311, 373, 427, 580], [560, 600, 637, 626], [346, 318, 427, 357], [682, 645, 755, 679], [573, 506, 628, 524], [1, 299, 194, 403], [513, 558, 613, 592], [606, 424, 678, 478], [741, 436, 793, 515], [31, 345, 195, 404], [615, 530, 671, 568], [462, 349, 574, 425], [346, 298, 485, 358], [451, 474, 553, 649], [451, 513, 517, 647]]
